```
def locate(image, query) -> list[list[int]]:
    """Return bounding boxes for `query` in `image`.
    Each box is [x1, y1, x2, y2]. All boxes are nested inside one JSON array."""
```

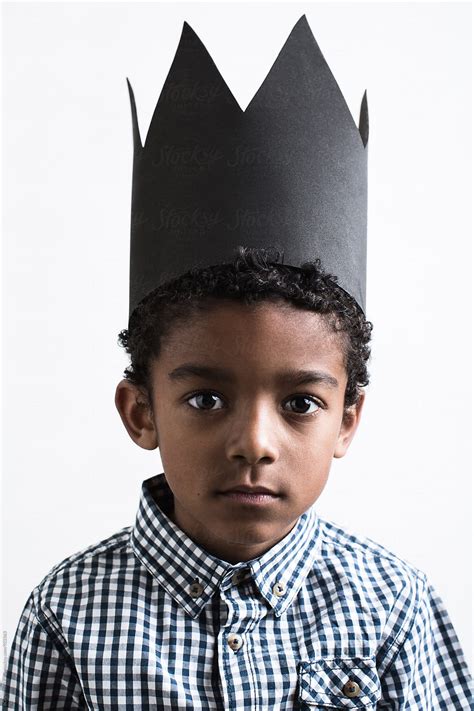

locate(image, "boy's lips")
[[218, 484, 280, 505], [219, 485, 278, 495]]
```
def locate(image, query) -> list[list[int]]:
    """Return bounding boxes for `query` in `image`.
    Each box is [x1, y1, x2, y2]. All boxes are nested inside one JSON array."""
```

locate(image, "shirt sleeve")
[[1, 591, 88, 710], [378, 575, 473, 709]]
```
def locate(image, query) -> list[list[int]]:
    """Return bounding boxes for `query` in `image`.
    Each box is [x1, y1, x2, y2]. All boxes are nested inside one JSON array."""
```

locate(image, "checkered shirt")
[[1, 472, 472, 709]]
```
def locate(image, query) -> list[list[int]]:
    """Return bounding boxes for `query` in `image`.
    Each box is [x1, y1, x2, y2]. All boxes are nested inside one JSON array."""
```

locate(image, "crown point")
[[294, 14, 309, 30], [126, 77, 142, 151], [179, 19, 204, 47], [359, 89, 369, 147], [126, 77, 134, 99], [182, 20, 197, 36]]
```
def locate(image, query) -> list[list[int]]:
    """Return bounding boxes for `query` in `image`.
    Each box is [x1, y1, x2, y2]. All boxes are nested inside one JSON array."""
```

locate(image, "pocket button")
[[342, 679, 361, 698]]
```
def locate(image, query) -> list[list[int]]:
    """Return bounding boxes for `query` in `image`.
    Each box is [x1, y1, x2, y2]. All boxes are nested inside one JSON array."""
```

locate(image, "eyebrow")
[[167, 363, 339, 389]]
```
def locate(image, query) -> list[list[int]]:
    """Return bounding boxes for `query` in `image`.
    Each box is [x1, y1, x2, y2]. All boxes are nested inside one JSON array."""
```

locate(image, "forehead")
[[156, 300, 347, 383]]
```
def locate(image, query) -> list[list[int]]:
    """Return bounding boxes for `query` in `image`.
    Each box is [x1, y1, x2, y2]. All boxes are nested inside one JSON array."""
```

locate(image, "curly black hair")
[[117, 246, 373, 414]]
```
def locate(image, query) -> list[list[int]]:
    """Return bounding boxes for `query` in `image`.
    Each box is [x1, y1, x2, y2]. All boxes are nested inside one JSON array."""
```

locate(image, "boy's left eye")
[[185, 391, 322, 416], [283, 395, 321, 415]]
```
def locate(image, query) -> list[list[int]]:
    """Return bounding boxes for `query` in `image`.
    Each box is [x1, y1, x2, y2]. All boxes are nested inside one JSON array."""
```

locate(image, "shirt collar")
[[131, 473, 322, 619]]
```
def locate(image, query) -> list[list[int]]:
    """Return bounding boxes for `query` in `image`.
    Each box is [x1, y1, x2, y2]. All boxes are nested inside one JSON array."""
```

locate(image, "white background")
[[2, 0, 472, 672]]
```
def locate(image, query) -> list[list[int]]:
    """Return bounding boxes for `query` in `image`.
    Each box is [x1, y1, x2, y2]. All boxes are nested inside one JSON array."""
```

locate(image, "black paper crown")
[[126, 14, 369, 321]]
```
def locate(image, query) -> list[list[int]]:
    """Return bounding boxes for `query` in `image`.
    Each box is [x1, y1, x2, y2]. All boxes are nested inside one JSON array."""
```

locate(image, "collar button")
[[272, 581, 286, 597], [188, 581, 204, 598]]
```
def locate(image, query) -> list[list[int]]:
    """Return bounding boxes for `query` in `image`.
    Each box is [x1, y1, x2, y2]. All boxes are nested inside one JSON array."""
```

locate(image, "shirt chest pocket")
[[298, 657, 381, 709]]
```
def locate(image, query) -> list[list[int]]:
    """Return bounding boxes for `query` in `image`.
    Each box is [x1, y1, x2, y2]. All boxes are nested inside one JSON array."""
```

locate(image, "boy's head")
[[115, 247, 372, 563]]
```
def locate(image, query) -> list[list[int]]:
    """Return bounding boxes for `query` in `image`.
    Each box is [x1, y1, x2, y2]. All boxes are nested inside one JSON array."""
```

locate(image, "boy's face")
[[115, 300, 364, 563]]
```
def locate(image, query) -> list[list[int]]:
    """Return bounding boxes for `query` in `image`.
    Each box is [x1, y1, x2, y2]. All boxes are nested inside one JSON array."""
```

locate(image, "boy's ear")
[[114, 379, 158, 450], [333, 390, 365, 459]]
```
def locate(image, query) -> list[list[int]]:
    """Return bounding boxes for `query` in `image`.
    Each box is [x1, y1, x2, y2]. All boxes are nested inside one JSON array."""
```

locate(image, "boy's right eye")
[[186, 391, 224, 411]]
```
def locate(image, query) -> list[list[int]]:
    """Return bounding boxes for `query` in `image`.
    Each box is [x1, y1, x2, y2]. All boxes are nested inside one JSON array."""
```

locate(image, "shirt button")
[[188, 581, 204, 598], [231, 570, 246, 585], [227, 633, 243, 651], [272, 581, 286, 597], [342, 680, 361, 698]]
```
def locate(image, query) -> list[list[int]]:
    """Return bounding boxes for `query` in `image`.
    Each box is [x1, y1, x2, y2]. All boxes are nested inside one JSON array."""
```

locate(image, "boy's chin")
[[198, 516, 298, 551]]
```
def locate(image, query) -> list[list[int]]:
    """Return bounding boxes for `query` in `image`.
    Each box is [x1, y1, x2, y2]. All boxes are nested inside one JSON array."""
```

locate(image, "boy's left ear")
[[333, 390, 365, 459]]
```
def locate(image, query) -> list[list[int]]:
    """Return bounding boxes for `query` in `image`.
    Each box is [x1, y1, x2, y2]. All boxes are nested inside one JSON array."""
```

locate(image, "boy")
[[1, 14, 472, 709]]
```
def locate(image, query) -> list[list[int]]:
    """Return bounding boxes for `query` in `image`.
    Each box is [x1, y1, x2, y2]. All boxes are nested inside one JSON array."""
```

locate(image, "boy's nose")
[[224, 400, 280, 465]]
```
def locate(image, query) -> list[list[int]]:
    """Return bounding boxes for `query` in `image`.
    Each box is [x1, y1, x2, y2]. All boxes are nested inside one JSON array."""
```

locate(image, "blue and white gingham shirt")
[[2, 472, 472, 709]]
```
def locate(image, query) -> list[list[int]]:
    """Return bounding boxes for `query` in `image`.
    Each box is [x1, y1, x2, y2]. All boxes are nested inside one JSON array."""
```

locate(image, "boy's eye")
[[283, 395, 321, 415], [187, 392, 225, 411], [185, 391, 322, 416]]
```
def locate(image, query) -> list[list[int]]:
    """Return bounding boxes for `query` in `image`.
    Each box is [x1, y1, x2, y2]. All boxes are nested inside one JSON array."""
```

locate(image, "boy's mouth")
[[218, 485, 280, 505]]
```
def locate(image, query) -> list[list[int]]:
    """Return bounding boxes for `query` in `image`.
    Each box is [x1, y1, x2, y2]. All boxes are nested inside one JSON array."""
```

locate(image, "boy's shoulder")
[[32, 525, 134, 600], [314, 512, 427, 588]]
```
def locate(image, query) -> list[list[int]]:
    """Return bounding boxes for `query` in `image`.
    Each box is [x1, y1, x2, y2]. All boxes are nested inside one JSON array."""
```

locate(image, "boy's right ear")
[[114, 380, 158, 450]]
